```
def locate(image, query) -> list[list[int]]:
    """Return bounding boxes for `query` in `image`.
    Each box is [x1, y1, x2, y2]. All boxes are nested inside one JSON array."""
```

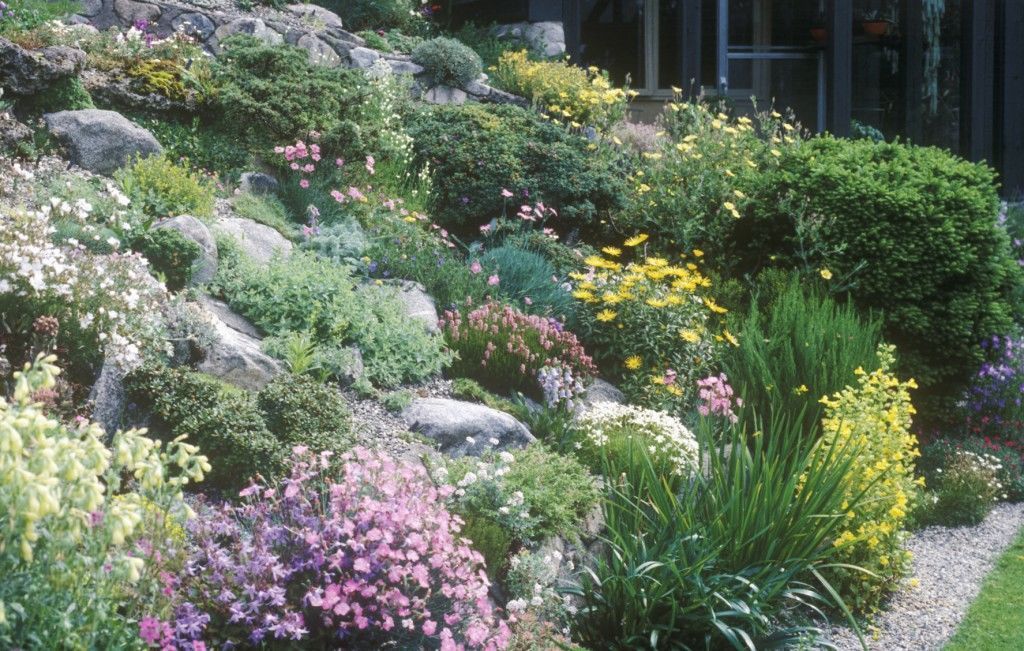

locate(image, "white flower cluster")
[[361, 69, 432, 200], [577, 401, 700, 475], [951, 449, 1008, 501], [506, 548, 577, 625], [0, 206, 168, 369]]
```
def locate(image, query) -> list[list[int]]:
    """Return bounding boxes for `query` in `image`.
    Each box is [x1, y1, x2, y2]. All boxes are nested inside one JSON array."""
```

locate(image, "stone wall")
[[72, 0, 527, 106]]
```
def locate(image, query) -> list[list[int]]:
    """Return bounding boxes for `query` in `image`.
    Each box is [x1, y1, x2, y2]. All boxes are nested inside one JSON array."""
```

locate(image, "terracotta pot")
[[810, 26, 827, 42], [862, 20, 890, 37]]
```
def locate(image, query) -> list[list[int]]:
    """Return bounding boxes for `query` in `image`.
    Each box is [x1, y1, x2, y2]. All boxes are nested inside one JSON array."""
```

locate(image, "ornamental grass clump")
[[574, 402, 699, 484], [163, 446, 511, 650], [443, 300, 596, 399], [570, 409, 868, 649], [0, 355, 209, 649], [573, 236, 725, 412], [817, 344, 923, 613]]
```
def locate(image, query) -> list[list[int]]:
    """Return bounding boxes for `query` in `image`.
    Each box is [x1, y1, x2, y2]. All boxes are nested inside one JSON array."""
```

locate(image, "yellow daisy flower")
[[624, 356, 642, 370], [596, 309, 617, 322], [623, 233, 649, 247]]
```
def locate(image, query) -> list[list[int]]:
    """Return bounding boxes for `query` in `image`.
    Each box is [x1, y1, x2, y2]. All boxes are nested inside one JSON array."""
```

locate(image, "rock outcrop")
[[402, 398, 535, 457], [195, 296, 283, 391], [43, 109, 162, 174], [153, 215, 218, 285], [212, 214, 293, 265], [0, 37, 86, 95]]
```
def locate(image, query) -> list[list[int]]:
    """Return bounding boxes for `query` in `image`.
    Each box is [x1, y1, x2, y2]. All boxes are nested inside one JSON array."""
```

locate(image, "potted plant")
[[860, 9, 892, 37], [810, 12, 826, 43]]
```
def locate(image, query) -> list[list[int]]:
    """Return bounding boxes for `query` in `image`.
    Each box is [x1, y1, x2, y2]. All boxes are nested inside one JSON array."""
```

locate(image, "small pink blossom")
[[487, 275, 500, 286], [469, 261, 483, 274], [500, 188, 513, 198], [299, 179, 310, 189]]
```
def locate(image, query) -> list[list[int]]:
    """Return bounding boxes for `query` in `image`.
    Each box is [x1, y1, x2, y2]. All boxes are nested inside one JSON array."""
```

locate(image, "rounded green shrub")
[[407, 103, 628, 235], [256, 375, 353, 453], [131, 227, 201, 291], [115, 154, 215, 220], [411, 37, 483, 87], [213, 35, 366, 155], [125, 363, 285, 490], [748, 137, 1022, 415], [480, 245, 576, 327]]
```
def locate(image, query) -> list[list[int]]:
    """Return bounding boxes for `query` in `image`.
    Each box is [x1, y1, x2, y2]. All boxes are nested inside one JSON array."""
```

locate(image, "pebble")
[[826, 502, 1024, 650]]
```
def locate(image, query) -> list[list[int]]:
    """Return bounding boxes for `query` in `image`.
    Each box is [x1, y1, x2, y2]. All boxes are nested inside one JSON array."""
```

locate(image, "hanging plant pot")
[[862, 19, 891, 36], [810, 26, 827, 42]]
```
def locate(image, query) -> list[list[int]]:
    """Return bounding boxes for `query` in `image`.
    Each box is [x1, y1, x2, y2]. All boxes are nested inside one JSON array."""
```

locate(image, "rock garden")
[[1, 0, 1023, 649]]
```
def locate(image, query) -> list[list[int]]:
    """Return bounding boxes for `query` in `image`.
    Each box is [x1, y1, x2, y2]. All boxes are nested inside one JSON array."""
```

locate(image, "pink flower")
[[347, 186, 367, 202], [366, 155, 376, 175], [500, 188, 513, 198], [469, 261, 483, 274], [302, 163, 316, 173], [487, 275, 500, 286], [479, 224, 492, 234], [290, 163, 300, 171], [423, 620, 438, 636], [524, 296, 533, 305], [336, 158, 344, 167], [299, 179, 310, 189]]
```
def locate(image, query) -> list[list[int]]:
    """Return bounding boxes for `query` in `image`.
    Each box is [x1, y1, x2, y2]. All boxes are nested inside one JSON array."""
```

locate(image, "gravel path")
[[341, 379, 453, 457], [826, 502, 1024, 650]]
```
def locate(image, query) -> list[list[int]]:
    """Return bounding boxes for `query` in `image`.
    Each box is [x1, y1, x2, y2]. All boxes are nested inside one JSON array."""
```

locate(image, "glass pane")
[[729, 0, 822, 49], [579, 0, 646, 88], [919, 0, 961, 152], [851, 1, 904, 137], [658, 0, 682, 89], [729, 58, 821, 131]]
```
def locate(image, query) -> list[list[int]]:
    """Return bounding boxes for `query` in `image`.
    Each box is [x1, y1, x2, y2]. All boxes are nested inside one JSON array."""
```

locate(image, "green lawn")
[[945, 526, 1024, 650]]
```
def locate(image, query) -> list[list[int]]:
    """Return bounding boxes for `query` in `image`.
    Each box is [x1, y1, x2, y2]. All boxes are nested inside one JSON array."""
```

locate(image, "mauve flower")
[[487, 275, 500, 286], [469, 261, 483, 274], [299, 179, 310, 189]]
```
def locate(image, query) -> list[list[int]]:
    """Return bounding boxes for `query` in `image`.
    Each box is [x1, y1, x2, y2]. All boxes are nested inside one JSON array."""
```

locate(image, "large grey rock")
[[89, 354, 127, 435], [153, 215, 217, 285], [494, 21, 566, 58], [78, 0, 103, 17], [196, 297, 283, 391], [347, 46, 381, 68], [578, 379, 626, 413], [172, 12, 217, 41], [387, 58, 424, 76], [286, 4, 344, 30], [212, 215, 293, 265], [238, 172, 279, 196], [381, 280, 439, 333], [0, 38, 86, 95], [213, 18, 283, 50], [423, 85, 468, 106], [44, 109, 162, 175], [297, 33, 341, 67], [113, 0, 161, 24], [402, 398, 535, 457], [0, 114, 33, 152]]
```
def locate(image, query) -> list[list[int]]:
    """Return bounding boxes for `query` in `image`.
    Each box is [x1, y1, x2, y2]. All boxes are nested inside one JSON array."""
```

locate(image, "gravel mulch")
[[826, 502, 1024, 650], [340, 378, 453, 458]]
